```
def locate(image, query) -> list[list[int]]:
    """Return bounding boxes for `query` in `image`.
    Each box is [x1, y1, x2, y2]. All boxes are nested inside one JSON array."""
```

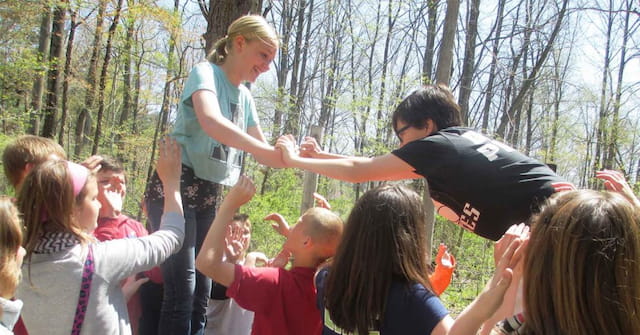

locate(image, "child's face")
[[75, 179, 101, 233], [283, 216, 308, 253]]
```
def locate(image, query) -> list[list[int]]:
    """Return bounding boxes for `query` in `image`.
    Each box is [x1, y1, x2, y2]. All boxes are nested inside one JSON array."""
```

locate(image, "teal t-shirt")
[[171, 62, 258, 186]]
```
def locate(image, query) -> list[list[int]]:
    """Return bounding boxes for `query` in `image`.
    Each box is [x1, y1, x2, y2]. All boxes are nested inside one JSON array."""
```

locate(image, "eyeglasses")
[[395, 124, 411, 141]]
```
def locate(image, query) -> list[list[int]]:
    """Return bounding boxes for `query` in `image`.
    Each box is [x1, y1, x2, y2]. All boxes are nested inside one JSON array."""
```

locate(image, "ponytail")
[[208, 35, 229, 65]]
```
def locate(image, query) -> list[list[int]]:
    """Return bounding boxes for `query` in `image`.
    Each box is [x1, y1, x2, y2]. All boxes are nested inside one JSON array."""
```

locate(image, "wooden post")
[[301, 125, 323, 214], [423, 179, 435, 261]]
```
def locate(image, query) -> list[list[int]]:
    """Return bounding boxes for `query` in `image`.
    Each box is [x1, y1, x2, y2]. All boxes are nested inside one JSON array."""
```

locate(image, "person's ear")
[[425, 119, 436, 135], [233, 35, 246, 52], [303, 236, 312, 247]]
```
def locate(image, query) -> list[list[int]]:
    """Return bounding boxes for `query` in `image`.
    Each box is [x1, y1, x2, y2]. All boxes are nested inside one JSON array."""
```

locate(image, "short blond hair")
[[300, 207, 343, 258]]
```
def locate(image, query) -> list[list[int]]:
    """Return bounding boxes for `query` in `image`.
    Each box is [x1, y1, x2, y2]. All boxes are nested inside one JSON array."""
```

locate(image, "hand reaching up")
[[156, 136, 182, 187], [313, 192, 332, 209], [264, 213, 290, 237], [221, 176, 256, 210], [429, 243, 456, 295], [225, 222, 250, 264], [596, 170, 640, 206], [494, 223, 529, 268]]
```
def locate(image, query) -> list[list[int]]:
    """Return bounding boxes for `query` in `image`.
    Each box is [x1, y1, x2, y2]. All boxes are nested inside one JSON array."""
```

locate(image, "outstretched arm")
[[192, 90, 285, 168], [196, 176, 256, 286], [276, 135, 421, 183], [439, 234, 527, 335]]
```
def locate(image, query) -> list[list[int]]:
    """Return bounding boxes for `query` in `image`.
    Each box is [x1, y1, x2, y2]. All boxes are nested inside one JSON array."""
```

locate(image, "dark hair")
[[324, 185, 432, 334], [97, 156, 124, 174], [392, 84, 462, 132], [524, 190, 640, 334], [232, 213, 249, 223]]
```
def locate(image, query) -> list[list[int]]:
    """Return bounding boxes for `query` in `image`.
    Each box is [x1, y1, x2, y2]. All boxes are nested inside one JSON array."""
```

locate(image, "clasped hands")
[[275, 135, 323, 165]]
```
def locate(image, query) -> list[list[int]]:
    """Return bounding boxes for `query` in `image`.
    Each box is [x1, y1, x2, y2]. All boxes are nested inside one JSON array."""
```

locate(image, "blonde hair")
[[207, 15, 279, 65], [17, 160, 93, 270], [0, 196, 23, 298], [300, 207, 343, 259]]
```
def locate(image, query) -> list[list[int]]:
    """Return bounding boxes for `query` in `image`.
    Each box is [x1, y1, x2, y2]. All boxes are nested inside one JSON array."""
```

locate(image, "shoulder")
[[387, 282, 447, 316], [233, 264, 282, 285]]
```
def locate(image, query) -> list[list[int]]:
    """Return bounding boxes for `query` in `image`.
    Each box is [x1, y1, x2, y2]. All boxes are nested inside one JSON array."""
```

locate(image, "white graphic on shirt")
[[461, 131, 514, 162], [459, 203, 479, 231]]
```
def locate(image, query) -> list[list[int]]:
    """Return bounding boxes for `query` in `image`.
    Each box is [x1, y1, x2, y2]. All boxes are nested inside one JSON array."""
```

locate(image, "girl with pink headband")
[[16, 137, 185, 335]]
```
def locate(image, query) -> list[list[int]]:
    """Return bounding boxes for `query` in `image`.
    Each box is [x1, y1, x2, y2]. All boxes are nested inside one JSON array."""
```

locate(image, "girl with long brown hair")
[[317, 184, 523, 335]]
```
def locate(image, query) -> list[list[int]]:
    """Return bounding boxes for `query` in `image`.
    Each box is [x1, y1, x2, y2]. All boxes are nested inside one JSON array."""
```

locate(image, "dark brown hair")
[[391, 84, 462, 132], [324, 185, 433, 334]]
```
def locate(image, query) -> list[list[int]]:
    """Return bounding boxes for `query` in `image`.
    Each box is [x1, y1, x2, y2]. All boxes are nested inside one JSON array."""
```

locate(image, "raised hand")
[[156, 136, 182, 186], [224, 223, 249, 264], [104, 189, 124, 213], [429, 243, 456, 295], [264, 213, 290, 237], [494, 223, 529, 267], [596, 170, 640, 206], [222, 175, 256, 209], [313, 192, 331, 209]]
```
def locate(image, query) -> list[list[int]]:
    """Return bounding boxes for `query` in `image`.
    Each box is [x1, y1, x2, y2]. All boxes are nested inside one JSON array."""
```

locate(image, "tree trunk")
[[605, 0, 631, 170], [422, 0, 438, 84], [158, 0, 179, 135], [592, 0, 615, 182], [29, 4, 52, 135], [458, 0, 480, 125], [435, 0, 460, 85], [76, 0, 107, 156], [201, 0, 263, 56], [41, 1, 67, 138], [58, 10, 80, 145], [92, 0, 124, 155], [480, 0, 506, 132], [119, 0, 136, 127], [497, 0, 569, 139]]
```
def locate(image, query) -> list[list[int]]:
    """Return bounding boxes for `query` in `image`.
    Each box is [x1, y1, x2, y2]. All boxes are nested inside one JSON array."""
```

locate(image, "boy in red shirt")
[[93, 157, 163, 335], [196, 176, 343, 335]]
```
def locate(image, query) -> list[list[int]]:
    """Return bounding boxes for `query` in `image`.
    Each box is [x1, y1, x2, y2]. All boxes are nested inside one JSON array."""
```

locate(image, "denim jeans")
[[145, 166, 219, 335]]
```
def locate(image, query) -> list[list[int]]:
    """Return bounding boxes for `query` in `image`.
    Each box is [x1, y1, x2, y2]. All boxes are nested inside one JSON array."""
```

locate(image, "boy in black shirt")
[[276, 84, 572, 240]]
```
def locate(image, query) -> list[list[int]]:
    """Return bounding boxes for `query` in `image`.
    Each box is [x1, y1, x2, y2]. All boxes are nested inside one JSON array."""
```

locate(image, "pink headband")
[[66, 161, 89, 197]]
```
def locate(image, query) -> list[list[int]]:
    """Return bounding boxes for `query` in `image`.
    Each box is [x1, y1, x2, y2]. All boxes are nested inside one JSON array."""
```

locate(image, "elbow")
[[195, 252, 216, 279]]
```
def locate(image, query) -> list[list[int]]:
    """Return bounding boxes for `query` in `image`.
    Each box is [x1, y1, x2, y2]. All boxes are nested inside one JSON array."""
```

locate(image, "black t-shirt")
[[392, 127, 565, 240]]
